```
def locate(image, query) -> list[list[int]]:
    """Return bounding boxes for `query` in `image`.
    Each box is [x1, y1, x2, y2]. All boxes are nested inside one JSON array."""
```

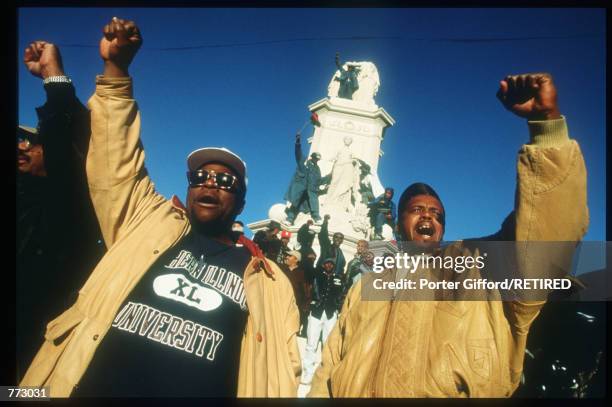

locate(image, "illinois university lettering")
[[74, 232, 252, 396], [112, 302, 224, 360], [106, 246, 247, 361], [165, 249, 247, 310]]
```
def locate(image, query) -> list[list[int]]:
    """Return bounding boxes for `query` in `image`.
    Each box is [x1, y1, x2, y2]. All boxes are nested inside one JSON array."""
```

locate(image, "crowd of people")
[[16, 16, 597, 399], [249, 215, 381, 386]]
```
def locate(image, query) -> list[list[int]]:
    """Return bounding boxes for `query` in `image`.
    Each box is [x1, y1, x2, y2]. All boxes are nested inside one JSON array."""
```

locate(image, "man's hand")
[[296, 133, 301, 143], [100, 17, 142, 77], [324, 214, 331, 221], [24, 41, 65, 79], [497, 73, 561, 121]]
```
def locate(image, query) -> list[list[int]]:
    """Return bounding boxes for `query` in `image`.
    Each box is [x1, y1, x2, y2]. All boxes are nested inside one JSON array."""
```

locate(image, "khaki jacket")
[[308, 117, 589, 397], [20, 76, 301, 397]]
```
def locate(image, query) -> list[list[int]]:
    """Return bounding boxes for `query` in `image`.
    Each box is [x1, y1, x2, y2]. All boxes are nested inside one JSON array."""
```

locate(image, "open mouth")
[[415, 222, 435, 239], [196, 194, 220, 208], [17, 155, 30, 164]]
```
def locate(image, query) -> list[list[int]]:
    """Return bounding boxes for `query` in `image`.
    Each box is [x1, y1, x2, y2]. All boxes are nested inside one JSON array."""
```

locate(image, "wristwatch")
[[43, 75, 72, 85]]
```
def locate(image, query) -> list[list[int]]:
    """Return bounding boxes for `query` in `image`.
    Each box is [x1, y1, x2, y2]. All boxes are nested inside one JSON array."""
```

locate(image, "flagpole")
[[297, 119, 310, 134]]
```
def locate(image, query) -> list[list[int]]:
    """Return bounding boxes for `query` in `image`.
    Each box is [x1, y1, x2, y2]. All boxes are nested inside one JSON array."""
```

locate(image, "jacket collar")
[[171, 195, 188, 214], [239, 234, 276, 280]]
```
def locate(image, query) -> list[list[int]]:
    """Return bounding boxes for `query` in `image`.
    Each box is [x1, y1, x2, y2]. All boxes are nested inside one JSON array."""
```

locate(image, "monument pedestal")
[[249, 95, 395, 264]]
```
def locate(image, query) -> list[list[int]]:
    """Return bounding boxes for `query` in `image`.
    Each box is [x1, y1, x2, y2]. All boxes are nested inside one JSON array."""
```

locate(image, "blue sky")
[[18, 8, 606, 270]]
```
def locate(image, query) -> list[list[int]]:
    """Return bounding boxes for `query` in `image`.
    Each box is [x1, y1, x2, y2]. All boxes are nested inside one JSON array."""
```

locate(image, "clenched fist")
[[100, 17, 142, 77], [497, 73, 561, 121], [24, 41, 65, 79]]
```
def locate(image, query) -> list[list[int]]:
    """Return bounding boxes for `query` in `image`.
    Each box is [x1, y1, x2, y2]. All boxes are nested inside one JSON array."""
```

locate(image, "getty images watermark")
[[360, 241, 610, 302]]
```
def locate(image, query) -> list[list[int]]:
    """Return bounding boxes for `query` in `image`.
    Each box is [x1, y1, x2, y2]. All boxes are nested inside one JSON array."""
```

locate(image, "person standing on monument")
[[297, 219, 316, 253], [368, 187, 396, 240], [335, 52, 359, 100], [301, 257, 346, 385], [280, 250, 311, 337], [253, 220, 282, 260], [284, 133, 324, 225], [346, 250, 375, 289], [345, 239, 369, 285], [307, 72, 589, 398], [316, 215, 346, 276], [276, 230, 292, 264]]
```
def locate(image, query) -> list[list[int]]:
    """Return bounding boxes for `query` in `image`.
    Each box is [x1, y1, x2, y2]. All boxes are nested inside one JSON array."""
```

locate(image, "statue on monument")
[[283, 133, 327, 225], [328, 53, 381, 108], [323, 136, 362, 214], [334, 52, 359, 99]]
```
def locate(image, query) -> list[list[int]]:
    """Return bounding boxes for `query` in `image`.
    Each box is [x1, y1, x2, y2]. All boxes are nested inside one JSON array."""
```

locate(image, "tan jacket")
[[308, 117, 589, 397], [20, 76, 301, 397]]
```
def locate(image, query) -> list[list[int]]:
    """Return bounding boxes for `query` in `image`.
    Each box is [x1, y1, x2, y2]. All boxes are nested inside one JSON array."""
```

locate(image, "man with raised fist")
[[308, 73, 589, 397], [17, 41, 105, 381], [20, 18, 300, 398]]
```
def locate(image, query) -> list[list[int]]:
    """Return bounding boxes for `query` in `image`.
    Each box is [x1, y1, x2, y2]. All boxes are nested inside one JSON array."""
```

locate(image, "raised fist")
[[496, 73, 561, 121], [100, 17, 142, 74], [324, 214, 331, 221], [296, 133, 301, 142], [23, 41, 64, 79]]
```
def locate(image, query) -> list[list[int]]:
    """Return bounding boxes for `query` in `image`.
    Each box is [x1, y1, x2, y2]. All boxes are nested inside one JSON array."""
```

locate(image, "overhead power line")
[[56, 33, 603, 51]]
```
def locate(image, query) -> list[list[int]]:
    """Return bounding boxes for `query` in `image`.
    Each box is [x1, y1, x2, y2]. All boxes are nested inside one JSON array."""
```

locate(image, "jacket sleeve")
[[307, 280, 360, 397], [502, 117, 588, 390], [318, 219, 331, 257], [36, 81, 105, 249], [368, 194, 381, 207], [468, 117, 588, 243], [86, 76, 166, 248], [295, 141, 306, 172], [38, 82, 89, 182], [514, 116, 588, 241]]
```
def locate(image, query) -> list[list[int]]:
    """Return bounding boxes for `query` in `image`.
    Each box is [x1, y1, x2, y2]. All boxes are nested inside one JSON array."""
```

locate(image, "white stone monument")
[[249, 60, 396, 263]]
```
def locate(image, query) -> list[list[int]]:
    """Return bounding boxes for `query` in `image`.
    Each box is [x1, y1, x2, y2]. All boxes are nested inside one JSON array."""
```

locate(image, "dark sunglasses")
[[17, 136, 40, 150], [187, 169, 239, 191]]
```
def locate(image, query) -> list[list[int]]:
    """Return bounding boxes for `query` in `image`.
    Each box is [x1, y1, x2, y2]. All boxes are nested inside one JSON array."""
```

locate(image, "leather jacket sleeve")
[[87, 76, 167, 248]]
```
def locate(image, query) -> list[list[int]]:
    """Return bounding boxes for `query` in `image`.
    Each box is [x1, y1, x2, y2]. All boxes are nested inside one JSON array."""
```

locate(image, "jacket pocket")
[[465, 338, 503, 396]]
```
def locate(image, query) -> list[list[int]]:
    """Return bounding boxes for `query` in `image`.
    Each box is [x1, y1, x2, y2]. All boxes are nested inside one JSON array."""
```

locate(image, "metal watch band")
[[42, 76, 72, 85]]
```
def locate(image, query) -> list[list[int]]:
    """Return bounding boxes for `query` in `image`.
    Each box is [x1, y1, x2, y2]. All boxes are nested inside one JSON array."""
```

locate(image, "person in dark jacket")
[[284, 133, 324, 224], [315, 215, 346, 276], [253, 220, 281, 260], [368, 187, 396, 240], [17, 41, 105, 380], [297, 219, 315, 253], [280, 250, 311, 337], [301, 257, 345, 385]]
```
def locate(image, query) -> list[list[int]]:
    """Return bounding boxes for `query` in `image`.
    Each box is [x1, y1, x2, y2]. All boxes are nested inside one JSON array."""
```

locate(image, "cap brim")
[[17, 125, 38, 137], [187, 147, 247, 187]]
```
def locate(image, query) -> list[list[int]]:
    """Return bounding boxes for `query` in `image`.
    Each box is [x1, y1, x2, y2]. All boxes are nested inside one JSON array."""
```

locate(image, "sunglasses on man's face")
[[17, 136, 40, 150], [187, 169, 239, 192]]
